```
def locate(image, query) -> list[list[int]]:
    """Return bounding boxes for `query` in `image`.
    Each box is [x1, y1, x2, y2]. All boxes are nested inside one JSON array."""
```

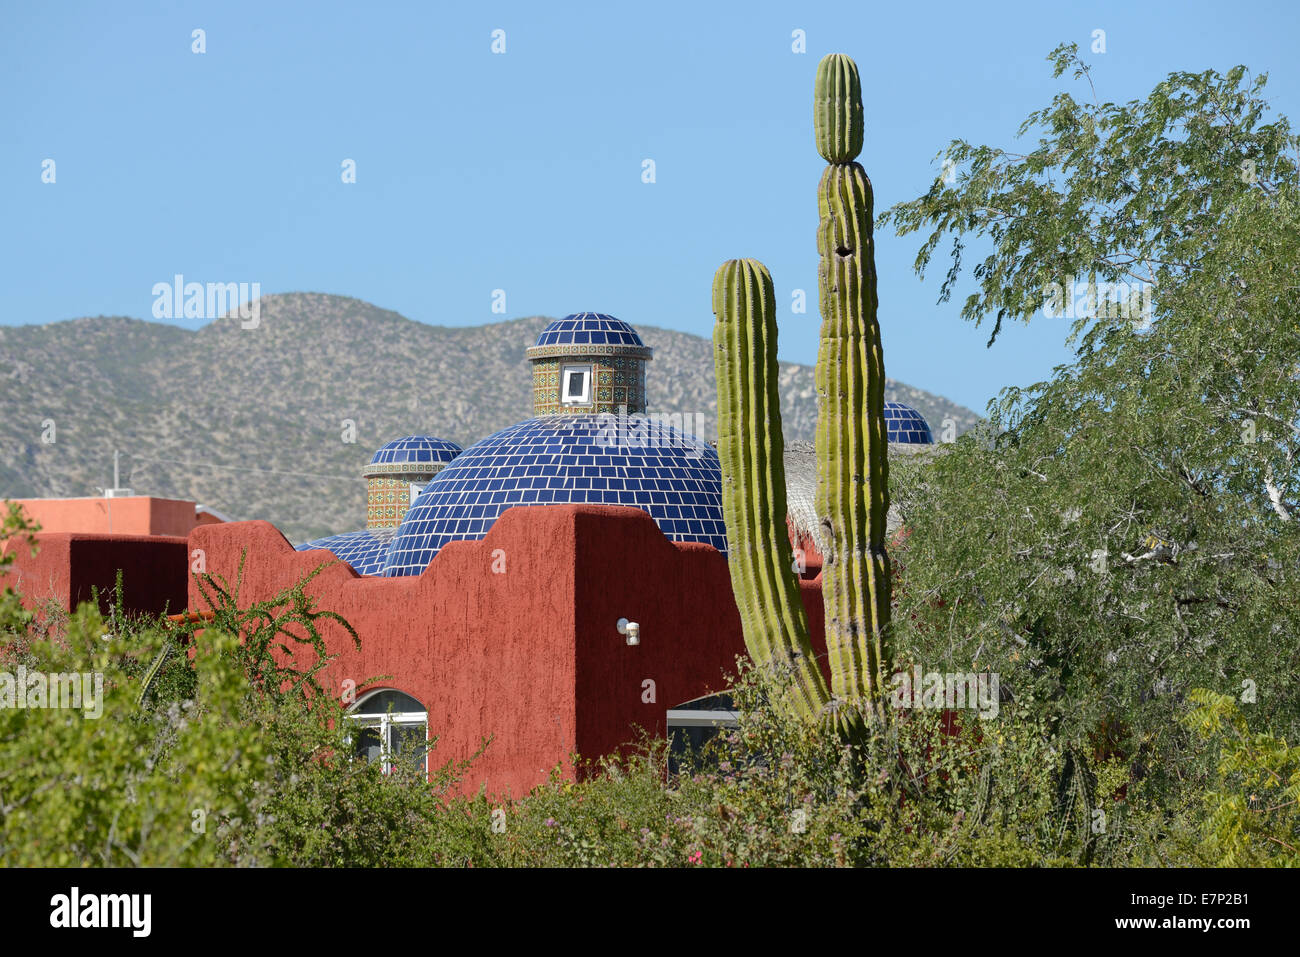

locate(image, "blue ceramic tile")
[[531, 313, 647, 349], [884, 401, 935, 444], [368, 435, 463, 467], [295, 526, 399, 576], [381, 415, 724, 575]]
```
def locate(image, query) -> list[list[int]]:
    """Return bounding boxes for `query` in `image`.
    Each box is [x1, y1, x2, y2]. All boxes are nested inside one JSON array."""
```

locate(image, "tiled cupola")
[[525, 313, 653, 416], [361, 436, 463, 530]]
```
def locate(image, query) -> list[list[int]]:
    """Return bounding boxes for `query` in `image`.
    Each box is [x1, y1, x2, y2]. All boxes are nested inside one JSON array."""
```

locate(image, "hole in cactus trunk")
[[835, 245, 853, 258]]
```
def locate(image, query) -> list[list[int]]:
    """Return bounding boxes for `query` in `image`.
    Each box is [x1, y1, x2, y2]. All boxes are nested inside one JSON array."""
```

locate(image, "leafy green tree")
[[1182, 689, 1300, 864], [880, 44, 1300, 820], [0, 602, 271, 866], [0, 546, 478, 866]]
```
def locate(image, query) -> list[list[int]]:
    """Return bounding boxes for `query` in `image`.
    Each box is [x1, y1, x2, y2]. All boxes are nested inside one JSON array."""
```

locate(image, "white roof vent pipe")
[[101, 450, 135, 498]]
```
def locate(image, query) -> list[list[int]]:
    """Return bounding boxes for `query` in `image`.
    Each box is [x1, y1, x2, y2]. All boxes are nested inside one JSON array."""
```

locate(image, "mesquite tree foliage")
[[881, 44, 1300, 793]]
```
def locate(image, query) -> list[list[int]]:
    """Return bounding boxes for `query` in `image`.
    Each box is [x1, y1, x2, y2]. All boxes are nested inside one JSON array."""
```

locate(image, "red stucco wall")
[[1, 532, 189, 617], [188, 505, 828, 799]]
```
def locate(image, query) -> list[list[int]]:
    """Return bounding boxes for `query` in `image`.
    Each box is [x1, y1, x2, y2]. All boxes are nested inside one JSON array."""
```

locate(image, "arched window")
[[347, 689, 428, 776]]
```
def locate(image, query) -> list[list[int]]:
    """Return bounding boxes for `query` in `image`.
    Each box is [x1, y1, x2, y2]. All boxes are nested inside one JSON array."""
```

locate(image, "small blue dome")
[[382, 415, 725, 576], [533, 313, 646, 349], [884, 402, 934, 444], [366, 435, 463, 471], [296, 527, 398, 576]]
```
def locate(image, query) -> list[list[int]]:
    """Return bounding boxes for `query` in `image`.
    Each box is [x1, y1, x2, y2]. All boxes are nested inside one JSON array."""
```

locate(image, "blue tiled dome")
[[295, 527, 398, 577], [366, 435, 463, 470], [381, 415, 725, 575], [533, 313, 646, 348], [884, 401, 934, 444]]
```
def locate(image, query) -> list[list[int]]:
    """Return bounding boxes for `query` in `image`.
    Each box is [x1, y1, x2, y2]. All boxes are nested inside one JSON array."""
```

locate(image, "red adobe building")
[[189, 507, 825, 798]]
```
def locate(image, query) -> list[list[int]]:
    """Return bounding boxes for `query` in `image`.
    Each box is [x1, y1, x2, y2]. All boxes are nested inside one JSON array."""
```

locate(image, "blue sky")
[[3, 0, 1297, 415]]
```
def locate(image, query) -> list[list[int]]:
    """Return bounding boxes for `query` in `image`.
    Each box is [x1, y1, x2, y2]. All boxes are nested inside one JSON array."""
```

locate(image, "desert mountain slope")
[[0, 293, 980, 542]]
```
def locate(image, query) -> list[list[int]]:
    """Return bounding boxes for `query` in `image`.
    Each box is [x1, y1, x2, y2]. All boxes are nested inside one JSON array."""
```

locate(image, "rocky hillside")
[[0, 293, 979, 542]]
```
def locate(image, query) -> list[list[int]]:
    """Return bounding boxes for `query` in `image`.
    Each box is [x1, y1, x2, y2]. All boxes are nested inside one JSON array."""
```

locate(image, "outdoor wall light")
[[617, 617, 640, 646]]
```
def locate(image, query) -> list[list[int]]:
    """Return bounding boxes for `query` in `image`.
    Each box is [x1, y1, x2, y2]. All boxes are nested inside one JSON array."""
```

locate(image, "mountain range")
[[0, 293, 980, 543]]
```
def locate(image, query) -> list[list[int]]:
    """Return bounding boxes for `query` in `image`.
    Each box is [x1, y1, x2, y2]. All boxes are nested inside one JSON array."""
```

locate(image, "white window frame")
[[561, 363, 593, 406], [346, 689, 429, 777]]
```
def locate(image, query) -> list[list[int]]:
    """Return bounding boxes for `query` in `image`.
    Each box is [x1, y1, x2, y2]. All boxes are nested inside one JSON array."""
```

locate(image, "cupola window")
[[561, 364, 593, 405]]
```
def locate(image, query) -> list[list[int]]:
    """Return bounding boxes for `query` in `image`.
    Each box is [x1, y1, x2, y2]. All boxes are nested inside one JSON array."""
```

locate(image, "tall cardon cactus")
[[712, 259, 832, 725], [711, 52, 892, 735], [813, 53, 893, 728]]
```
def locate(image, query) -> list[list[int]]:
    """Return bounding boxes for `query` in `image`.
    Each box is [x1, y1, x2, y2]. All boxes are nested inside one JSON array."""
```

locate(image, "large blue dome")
[[884, 401, 934, 444], [381, 415, 725, 576], [532, 313, 646, 349], [296, 527, 398, 576]]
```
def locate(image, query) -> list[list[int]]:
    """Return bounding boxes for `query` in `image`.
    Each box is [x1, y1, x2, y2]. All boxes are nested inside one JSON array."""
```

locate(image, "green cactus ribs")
[[707, 52, 891, 741], [814, 53, 892, 729], [814, 53, 864, 164], [711, 258, 831, 725]]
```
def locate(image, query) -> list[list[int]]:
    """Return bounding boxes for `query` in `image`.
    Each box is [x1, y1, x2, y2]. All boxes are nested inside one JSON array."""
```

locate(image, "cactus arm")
[[712, 259, 832, 723]]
